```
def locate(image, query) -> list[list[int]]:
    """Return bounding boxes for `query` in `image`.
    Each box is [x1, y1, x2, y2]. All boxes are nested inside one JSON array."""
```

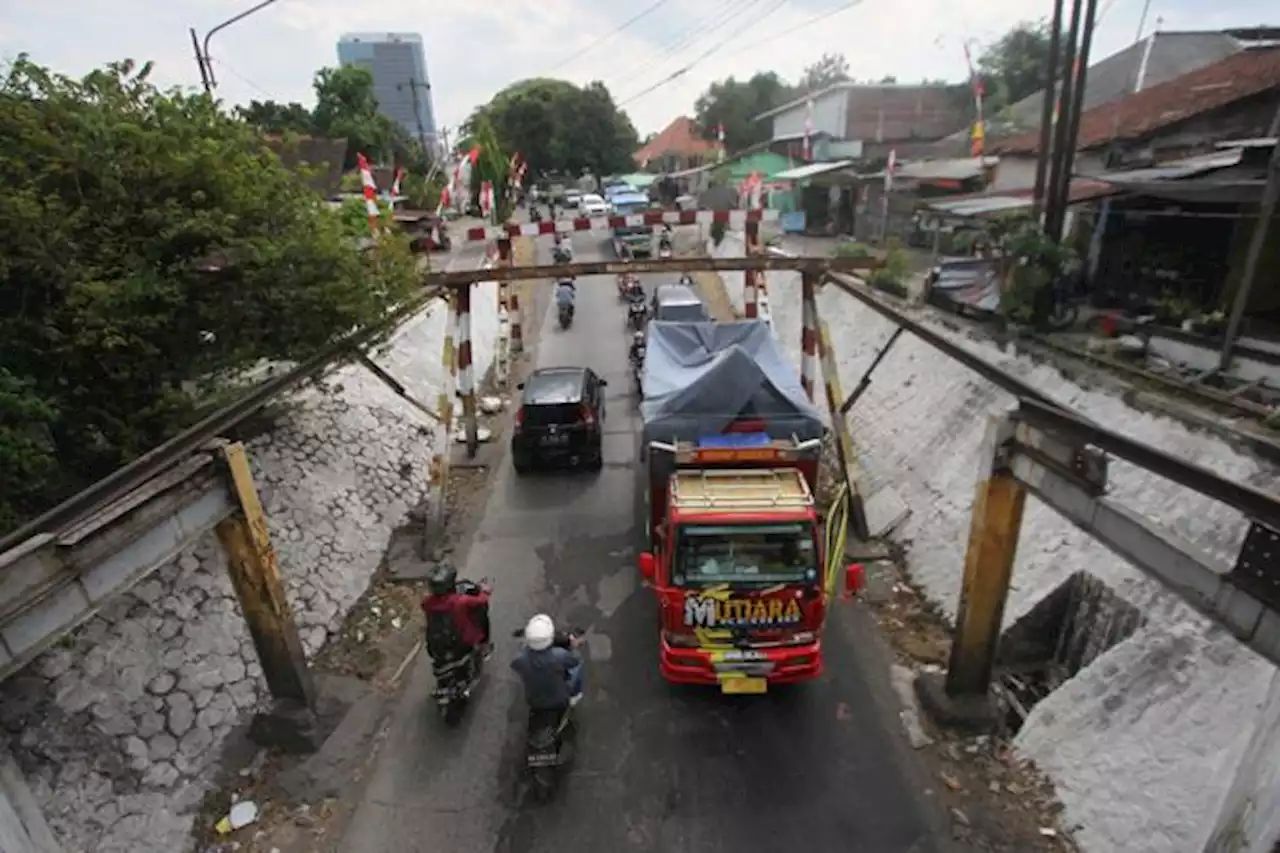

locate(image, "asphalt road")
[[337, 229, 952, 853]]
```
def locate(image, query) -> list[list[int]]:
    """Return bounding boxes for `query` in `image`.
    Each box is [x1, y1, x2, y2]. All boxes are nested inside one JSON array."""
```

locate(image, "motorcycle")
[[430, 579, 491, 725], [530, 205, 542, 223], [629, 335, 646, 395], [627, 295, 647, 332], [552, 246, 572, 265], [658, 236, 673, 259], [512, 626, 585, 801], [616, 273, 633, 302], [558, 301, 574, 329]]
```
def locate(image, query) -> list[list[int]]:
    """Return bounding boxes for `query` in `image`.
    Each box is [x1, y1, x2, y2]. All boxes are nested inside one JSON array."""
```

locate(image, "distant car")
[[579, 193, 610, 216], [511, 367, 607, 474], [675, 194, 698, 212], [563, 189, 583, 210], [651, 283, 710, 323]]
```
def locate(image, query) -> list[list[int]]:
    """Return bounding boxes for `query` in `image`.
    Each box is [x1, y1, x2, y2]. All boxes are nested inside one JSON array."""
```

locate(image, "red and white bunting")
[[461, 208, 778, 242], [356, 153, 380, 233], [480, 180, 494, 220]]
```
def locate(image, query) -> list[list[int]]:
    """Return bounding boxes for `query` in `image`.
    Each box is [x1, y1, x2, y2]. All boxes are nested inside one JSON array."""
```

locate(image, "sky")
[[0, 0, 1273, 139]]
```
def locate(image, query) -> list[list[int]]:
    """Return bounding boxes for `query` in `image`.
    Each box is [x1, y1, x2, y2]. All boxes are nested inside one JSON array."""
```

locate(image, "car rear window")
[[659, 303, 710, 322], [523, 371, 583, 405]]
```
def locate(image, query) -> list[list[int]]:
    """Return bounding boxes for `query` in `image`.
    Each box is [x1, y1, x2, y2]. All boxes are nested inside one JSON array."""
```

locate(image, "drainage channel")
[[995, 571, 1145, 734]]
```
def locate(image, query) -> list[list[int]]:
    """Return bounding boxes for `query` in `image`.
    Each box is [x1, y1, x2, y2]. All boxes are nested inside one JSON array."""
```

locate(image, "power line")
[[546, 0, 676, 74], [619, 0, 791, 106], [714, 0, 864, 61], [605, 0, 746, 86], [207, 57, 273, 99]]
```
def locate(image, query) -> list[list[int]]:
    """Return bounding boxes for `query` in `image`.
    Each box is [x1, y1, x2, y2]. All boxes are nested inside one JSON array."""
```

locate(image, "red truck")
[[636, 320, 851, 693]]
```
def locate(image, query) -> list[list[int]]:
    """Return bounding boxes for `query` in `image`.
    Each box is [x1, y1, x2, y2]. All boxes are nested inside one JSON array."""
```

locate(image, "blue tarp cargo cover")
[[640, 320, 824, 446]]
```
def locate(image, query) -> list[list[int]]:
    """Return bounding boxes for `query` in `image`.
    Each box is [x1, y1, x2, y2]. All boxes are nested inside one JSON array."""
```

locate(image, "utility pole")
[[190, 28, 213, 93], [1218, 106, 1280, 372], [1051, 0, 1101, 243], [194, 0, 280, 94], [1046, 0, 1085, 241], [1031, 0, 1066, 222]]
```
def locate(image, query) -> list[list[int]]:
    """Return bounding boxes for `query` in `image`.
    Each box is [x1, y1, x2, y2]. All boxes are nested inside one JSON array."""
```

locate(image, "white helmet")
[[524, 614, 555, 651]]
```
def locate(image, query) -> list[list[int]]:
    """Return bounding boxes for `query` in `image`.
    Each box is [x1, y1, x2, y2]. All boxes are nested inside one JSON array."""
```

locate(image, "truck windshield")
[[673, 523, 819, 586]]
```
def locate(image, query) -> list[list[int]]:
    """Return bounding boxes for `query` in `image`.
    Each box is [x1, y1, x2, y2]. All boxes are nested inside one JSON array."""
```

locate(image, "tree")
[[310, 65, 412, 168], [468, 78, 637, 178], [236, 99, 314, 134], [0, 56, 419, 534], [694, 72, 792, 153], [976, 21, 1063, 114], [798, 53, 850, 93]]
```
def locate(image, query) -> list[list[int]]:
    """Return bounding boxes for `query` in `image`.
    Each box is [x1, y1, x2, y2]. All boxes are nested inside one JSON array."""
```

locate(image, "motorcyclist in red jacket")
[[421, 564, 492, 660]]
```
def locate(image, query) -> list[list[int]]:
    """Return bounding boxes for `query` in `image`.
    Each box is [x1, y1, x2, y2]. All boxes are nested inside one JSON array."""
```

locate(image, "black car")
[[511, 367, 607, 474]]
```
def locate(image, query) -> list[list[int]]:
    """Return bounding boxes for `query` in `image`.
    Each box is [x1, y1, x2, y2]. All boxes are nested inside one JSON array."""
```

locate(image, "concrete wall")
[[711, 232, 1280, 853], [0, 283, 501, 853]]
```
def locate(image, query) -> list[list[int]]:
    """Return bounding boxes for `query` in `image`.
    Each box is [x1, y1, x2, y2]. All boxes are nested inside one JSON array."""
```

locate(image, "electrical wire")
[[618, 0, 791, 106], [713, 0, 864, 61], [207, 57, 273, 99], [545, 0, 676, 74], [603, 0, 747, 88]]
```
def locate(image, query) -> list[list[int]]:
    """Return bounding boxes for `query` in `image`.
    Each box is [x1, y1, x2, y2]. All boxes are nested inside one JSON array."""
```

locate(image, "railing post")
[[816, 315, 870, 540], [214, 441, 318, 751], [800, 269, 820, 400], [455, 283, 479, 458], [915, 410, 1025, 732], [499, 236, 521, 355], [744, 219, 760, 318]]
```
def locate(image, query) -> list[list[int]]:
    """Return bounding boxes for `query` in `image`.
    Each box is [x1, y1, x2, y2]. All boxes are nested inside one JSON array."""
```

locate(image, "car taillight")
[[514, 407, 526, 430], [579, 404, 595, 427]]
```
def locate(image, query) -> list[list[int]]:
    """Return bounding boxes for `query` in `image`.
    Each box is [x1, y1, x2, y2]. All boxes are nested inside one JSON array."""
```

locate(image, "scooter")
[[558, 301, 575, 329], [658, 237, 673, 259], [430, 578, 491, 725], [629, 334, 645, 395], [512, 626, 585, 802], [626, 295, 647, 332]]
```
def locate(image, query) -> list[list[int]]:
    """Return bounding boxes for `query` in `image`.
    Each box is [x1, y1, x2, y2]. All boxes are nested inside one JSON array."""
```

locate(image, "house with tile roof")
[[634, 116, 723, 173], [986, 44, 1280, 191]]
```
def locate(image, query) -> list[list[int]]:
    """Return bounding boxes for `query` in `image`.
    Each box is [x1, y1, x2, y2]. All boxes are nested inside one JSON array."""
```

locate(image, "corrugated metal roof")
[[994, 46, 1280, 155], [1086, 148, 1242, 181], [775, 160, 854, 180], [926, 179, 1116, 216]]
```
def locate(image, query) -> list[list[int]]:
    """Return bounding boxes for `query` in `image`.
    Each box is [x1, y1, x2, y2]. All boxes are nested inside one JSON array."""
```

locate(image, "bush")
[[835, 241, 875, 259], [0, 57, 419, 534]]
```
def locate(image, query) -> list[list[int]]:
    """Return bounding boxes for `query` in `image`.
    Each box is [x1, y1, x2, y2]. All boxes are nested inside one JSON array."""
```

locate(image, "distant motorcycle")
[[627, 296, 647, 332], [629, 334, 645, 395], [530, 205, 542, 223], [558, 301, 575, 329]]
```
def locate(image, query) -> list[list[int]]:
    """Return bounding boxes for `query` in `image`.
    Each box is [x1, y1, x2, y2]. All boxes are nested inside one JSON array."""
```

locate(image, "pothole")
[[996, 571, 1144, 734]]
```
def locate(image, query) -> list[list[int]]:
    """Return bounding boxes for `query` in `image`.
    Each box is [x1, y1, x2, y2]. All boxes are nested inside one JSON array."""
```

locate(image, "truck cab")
[[638, 436, 840, 693]]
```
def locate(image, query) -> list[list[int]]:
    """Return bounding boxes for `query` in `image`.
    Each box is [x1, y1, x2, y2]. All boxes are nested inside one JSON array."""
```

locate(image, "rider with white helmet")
[[511, 614, 584, 710]]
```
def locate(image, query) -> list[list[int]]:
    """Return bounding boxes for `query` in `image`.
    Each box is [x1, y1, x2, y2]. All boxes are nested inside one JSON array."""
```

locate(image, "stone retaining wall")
[[0, 281, 500, 853], [711, 231, 1280, 853]]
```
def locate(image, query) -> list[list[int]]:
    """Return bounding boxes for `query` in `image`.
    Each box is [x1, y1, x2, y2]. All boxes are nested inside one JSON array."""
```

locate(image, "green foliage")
[[867, 246, 911, 297], [976, 20, 1065, 116], [470, 78, 637, 180], [695, 72, 792, 154], [0, 56, 419, 534], [835, 242, 875, 260], [237, 67, 418, 170], [798, 53, 850, 93], [988, 217, 1075, 325], [465, 113, 515, 221]]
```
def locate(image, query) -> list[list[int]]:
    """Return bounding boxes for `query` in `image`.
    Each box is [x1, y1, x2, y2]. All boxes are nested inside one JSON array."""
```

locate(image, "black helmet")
[[428, 563, 458, 596]]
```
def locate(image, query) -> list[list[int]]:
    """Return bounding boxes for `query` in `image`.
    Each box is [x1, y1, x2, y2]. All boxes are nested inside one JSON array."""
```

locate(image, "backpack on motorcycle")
[[425, 609, 465, 661]]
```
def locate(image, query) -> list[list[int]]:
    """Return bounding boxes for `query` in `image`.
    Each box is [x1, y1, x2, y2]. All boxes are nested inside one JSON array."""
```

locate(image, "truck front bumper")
[[658, 639, 823, 686]]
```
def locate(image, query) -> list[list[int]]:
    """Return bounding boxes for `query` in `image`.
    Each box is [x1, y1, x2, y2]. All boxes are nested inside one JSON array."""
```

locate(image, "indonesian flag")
[[480, 180, 494, 219], [717, 124, 726, 162], [468, 145, 481, 164], [884, 149, 897, 192], [390, 167, 405, 198], [436, 185, 451, 216]]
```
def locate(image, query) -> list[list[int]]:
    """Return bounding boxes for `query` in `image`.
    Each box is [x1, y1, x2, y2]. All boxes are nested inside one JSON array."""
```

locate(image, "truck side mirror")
[[844, 563, 866, 598], [638, 552, 656, 583]]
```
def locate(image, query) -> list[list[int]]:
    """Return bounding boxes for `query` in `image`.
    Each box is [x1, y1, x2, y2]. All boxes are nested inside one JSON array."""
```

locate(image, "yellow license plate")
[[720, 677, 768, 695]]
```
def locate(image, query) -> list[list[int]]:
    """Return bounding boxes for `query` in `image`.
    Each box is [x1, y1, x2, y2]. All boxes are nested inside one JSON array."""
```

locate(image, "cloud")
[[1, 0, 1268, 140]]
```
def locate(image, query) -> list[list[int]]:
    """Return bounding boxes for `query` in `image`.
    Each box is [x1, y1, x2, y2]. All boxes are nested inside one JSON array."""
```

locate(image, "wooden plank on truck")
[[671, 468, 814, 515]]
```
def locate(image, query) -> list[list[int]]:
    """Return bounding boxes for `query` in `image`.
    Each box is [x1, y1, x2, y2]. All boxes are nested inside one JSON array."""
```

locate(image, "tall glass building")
[[336, 33, 438, 149]]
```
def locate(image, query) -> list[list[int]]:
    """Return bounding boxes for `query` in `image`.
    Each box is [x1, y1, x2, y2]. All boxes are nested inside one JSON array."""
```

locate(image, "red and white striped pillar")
[[800, 270, 820, 400], [498, 237, 521, 354], [357, 153, 380, 233], [744, 219, 760, 319], [454, 283, 479, 457]]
